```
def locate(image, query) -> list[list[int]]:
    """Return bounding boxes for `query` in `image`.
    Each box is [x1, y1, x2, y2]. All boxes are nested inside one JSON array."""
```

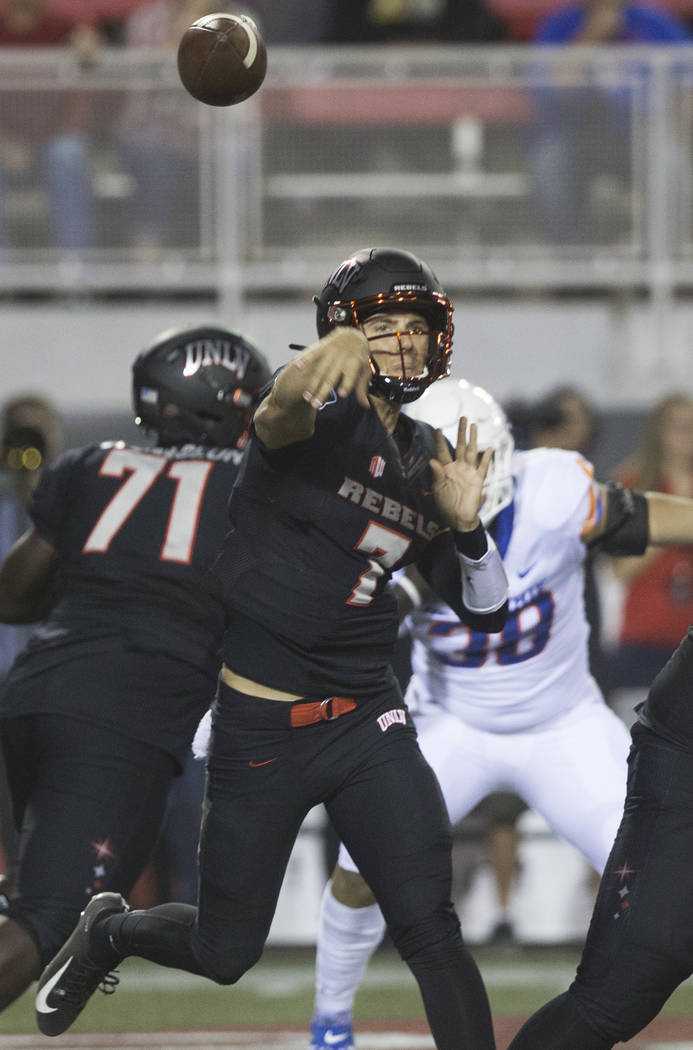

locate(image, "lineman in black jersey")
[[507, 624, 693, 1050], [37, 248, 509, 1050], [0, 324, 270, 1011]]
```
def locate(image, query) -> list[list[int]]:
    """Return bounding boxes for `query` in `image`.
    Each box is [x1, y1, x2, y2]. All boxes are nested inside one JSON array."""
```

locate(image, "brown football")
[[177, 13, 267, 107]]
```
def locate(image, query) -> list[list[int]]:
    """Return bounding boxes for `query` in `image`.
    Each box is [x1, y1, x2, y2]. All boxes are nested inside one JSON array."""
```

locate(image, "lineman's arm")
[[254, 328, 372, 450], [584, 482, 693, 553], [0, 527, 59, 623]]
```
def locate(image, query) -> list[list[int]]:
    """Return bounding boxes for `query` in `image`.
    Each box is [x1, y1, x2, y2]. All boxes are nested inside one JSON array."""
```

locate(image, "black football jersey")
[[638, 625, 693, 750], [217, 392, 464, 698], [0, 440, 242, 753]]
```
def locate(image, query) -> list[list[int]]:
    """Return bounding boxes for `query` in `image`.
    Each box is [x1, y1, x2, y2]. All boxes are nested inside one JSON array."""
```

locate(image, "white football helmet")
[[405, 377, 515, 526]]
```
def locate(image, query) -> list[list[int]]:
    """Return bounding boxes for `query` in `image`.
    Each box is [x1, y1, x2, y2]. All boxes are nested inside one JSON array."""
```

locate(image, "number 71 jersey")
[[406, 447, 603, 732], [27, 439, 243, 667]]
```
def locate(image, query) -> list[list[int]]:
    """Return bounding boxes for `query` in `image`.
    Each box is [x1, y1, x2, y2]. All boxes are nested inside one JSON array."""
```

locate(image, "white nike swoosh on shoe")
[[36, 956, 74, 1014], [324, 1033, 350, 1046]]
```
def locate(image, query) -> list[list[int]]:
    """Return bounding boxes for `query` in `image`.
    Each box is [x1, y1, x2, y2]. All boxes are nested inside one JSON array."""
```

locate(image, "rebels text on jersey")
[[217, 392, 467, 699]]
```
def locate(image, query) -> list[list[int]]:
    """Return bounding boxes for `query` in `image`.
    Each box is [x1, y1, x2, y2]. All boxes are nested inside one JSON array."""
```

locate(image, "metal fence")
[[3, 44, 693, 298]]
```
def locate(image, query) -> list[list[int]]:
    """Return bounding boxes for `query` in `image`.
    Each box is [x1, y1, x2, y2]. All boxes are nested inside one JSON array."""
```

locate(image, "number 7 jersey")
[[406, 447, 603, 732]]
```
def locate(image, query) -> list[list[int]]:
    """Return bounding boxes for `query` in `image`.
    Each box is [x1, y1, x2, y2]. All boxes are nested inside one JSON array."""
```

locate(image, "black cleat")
[[36, 891, 129, 1036]]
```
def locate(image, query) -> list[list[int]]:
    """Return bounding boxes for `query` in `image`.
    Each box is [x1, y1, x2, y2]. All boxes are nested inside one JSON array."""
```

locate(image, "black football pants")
[[111, 678, 496, 1050], [508, 722, 693, 1049], [0, 713, 175, 965]]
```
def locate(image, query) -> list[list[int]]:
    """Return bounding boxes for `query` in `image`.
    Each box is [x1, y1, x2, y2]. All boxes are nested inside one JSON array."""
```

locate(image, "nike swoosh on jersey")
[[36, 956, 74, 1014], [248, 758, 278, 768], [517, 562, 537, 578], [324, 1033, 351, 1046]]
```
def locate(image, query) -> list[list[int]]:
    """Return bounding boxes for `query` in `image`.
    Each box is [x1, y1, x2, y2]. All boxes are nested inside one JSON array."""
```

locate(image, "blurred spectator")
[[527, 0, 691, 246], [507, 384, 599, 454], [465, 790, 529, 944], [116, 0, 227, 258], [234, 0, 331, 43], [609, 393, 693, 699], [0, 0, 101, 252], [0, 392, 65, 672], [328, 0, 505, 42], [0, 392, 64, 893]]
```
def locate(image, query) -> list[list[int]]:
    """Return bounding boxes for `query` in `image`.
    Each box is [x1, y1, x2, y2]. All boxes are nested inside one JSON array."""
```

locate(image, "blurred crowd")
[[2, 0, 692, 255], [2, 0, 693, 49]]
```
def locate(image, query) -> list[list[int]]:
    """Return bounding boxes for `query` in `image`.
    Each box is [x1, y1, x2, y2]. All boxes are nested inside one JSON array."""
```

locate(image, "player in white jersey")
[[309, 377, 693, 1050], [402, 443, 627, 858]]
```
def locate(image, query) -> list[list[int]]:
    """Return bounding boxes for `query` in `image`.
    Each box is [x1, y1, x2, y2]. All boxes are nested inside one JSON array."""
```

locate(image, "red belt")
[[290, 696, 356, 728]]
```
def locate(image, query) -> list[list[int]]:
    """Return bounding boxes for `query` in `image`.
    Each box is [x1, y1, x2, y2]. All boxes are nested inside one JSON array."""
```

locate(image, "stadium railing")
[[1, 44, 693, 300]]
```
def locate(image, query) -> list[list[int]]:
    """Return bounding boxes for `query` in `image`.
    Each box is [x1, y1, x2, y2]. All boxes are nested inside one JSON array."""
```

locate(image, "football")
[[177, 13, 267, 107]]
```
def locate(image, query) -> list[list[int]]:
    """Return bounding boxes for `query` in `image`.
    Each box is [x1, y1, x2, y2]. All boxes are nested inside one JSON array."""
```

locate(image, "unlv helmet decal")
[[132, 325, 271, 449], [327, 257, 363, 296]]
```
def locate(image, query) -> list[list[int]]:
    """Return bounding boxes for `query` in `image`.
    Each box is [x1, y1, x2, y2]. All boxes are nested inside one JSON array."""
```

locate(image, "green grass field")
[[3, 943, 693, 1039]]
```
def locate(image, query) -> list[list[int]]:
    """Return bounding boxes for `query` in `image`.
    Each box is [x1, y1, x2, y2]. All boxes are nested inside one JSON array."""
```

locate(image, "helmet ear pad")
[[132, 325, 272, 448]]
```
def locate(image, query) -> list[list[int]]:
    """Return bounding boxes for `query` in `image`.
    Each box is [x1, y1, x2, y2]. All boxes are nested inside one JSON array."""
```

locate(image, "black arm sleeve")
[[588, 482, 649, 556], [417, 531, 508, 633]]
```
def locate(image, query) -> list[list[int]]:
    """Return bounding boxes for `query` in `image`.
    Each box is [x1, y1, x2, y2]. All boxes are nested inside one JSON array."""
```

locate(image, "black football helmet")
[[132, 325, 271, 448], [314, 247, 454, 404]]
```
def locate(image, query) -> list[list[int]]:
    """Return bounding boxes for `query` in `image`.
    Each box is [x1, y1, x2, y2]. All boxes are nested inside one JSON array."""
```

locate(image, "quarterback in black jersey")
[[0, 324, 270, 1011], [37, 249, 509, 1050]]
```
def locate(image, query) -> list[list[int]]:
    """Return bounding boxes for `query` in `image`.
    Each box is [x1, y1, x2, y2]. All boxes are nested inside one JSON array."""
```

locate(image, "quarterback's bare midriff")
[[221, 664, 303, 701]]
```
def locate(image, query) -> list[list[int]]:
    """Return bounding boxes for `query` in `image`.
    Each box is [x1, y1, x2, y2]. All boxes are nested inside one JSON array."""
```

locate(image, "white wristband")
[[457, 533, 508, 614]]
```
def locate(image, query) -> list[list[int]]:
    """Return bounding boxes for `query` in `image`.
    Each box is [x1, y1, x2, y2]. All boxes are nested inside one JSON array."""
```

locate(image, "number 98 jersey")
[[406, 447, 603, 732]]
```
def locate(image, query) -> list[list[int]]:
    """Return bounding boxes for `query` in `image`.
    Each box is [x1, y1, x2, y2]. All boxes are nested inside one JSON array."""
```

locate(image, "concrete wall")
[[2, 292, 690, 404], [1, 291, 690, 473]]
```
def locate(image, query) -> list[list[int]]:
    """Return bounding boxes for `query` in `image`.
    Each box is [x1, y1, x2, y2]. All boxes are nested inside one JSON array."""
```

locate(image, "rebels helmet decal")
[[132, 325, 271, 449], [314, 247, 454, 405]]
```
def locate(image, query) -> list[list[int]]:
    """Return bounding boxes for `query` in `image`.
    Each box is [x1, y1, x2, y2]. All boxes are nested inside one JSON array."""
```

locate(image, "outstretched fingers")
[[429, 417, 492, 530], [456, 417, 478, 463], [434, 427, 453, 465], [477, 445, 494, 479]]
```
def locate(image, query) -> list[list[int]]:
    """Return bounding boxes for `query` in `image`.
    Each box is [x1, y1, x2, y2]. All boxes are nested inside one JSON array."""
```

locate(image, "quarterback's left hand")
[[430, 418, 493, 531]]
